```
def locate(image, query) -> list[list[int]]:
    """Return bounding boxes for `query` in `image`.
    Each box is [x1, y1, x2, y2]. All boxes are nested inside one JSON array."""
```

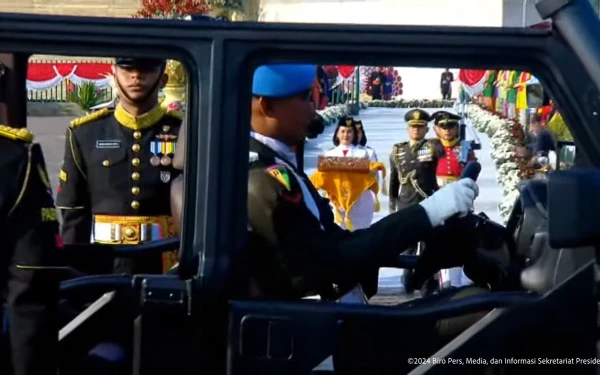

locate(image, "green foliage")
[[66, 82, 111, 112]]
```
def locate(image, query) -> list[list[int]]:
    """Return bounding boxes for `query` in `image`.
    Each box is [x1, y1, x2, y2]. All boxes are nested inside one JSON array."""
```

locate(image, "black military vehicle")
[[0, 0, 599, 373]]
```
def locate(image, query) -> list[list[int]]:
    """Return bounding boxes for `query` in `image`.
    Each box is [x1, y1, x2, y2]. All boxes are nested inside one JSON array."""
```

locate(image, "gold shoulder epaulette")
[[165, 110, 184, 120], [69, 108, 110, 128], [0, 125, 33, 143]]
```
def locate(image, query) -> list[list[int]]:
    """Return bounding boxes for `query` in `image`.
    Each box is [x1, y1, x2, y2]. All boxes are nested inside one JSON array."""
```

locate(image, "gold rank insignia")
[[0, 125, 33, 142], [41, 207, 57, 222], [70, 108, 110, 128], [345, 119, 353, 126], [413, 111, 420, 120]]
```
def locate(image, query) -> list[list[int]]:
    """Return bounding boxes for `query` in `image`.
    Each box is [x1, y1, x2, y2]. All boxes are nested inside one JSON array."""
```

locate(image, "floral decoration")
[[468, 104, 533, 221], [366, 99, 454, 108], [133, 0, 211, 19]]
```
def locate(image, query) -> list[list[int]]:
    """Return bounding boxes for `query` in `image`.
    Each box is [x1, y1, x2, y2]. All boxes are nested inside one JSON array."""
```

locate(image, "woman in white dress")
[[355, 120, 383, 187], [322, 118, 378, 230], [355, 120, 378, 162]]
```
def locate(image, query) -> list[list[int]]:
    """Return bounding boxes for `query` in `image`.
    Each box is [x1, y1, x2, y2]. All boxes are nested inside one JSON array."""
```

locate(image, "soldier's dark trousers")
[[401, 245, 439, 296], [396, 197, 438, 295], [442, 86, 451, 100]]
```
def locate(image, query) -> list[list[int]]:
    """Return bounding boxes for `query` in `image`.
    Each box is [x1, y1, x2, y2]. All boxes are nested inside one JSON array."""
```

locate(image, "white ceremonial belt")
[[93, 222, 161, 243], [92, 215, 170, 245]]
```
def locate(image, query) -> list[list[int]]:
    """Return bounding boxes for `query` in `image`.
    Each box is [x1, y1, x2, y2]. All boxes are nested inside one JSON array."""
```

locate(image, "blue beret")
[[252, 64, 316, 98]]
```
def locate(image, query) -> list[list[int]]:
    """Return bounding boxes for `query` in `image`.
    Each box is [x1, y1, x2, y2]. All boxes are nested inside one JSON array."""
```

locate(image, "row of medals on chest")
[[148, 125, 177, 167], [399, 142, 459, 166]]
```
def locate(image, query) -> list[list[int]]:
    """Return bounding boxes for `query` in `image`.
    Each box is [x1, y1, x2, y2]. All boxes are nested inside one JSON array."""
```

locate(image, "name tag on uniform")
[[96, 140, 121, 149]]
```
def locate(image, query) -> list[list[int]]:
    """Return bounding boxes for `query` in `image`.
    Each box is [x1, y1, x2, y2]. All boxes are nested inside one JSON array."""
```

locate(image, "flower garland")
[[316, 99, 455, 128], [316, 102, 367, 125], [366, 99, 454, 108], [467, 105, 533, 221]]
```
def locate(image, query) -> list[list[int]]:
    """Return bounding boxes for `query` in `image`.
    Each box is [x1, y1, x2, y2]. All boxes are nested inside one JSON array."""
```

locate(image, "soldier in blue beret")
[[246, 64, 479, 310]]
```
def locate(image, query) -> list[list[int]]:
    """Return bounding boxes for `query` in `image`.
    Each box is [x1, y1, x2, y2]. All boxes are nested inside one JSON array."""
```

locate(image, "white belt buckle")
[[92, 221, 162, 243]]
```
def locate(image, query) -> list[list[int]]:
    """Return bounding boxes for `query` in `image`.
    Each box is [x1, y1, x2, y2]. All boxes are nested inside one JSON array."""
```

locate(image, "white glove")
[[419, 178, 479, 227]]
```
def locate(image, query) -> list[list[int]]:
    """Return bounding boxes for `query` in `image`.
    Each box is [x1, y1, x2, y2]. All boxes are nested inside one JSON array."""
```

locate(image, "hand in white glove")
[[419, 178, 479, 227]]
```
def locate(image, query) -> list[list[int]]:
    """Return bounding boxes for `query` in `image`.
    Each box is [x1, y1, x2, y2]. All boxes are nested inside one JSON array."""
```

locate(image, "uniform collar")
[[338, 144, 354, 151], [250, 132, 297, 168], [114, 104, 165, 130], [441, 138, 460, 147]]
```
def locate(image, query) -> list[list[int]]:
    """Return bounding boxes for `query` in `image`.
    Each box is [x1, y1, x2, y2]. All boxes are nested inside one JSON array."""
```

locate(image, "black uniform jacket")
[[246, 137, 433, 300], [0, 126, 63, 375], [388, 139, 444, 212], [55, 104, 182, 244]]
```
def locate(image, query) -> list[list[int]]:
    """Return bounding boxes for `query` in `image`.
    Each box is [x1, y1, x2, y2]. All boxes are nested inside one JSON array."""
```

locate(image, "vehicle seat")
[[521, 232, 595, 293], [515, 179, 595, 293], [513, 179, 548, 261]]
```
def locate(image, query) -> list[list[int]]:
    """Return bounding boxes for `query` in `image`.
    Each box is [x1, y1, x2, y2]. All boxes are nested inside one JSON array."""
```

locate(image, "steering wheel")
[[404, 162, 520, 292]]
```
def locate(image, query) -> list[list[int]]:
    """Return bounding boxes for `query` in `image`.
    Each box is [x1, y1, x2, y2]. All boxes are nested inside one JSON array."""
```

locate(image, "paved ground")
[[29, 116, 73, 196]]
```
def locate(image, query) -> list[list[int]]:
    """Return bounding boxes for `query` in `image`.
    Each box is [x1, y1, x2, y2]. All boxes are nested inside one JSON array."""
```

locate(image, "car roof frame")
[[0, 5, 598, 291]]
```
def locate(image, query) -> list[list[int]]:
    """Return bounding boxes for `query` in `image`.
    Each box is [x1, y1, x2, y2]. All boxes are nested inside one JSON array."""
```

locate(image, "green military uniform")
[[0, 126, 64, 375], [55, 104, 182, 274], [246, 64, 435, 299], [247, 137, 433, 299], [388, 109, 444, 213]]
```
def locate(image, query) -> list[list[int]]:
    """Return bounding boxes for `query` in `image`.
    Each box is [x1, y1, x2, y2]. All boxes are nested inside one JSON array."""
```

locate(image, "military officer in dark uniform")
[[388, 109, 445, 295], [56, 57, 182, 274], [245, 64, 478, 302], [388, 109, 444, 213], [0, 125, 63, 375]]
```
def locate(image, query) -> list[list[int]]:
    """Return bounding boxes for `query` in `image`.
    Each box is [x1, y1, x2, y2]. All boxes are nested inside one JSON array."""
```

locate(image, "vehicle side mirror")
[[556, 140, 576, 171], [548, 168, 600, 248]]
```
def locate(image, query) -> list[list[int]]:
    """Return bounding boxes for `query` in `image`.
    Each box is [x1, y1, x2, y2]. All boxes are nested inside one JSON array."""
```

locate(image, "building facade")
[[2, 0, 141, 18]]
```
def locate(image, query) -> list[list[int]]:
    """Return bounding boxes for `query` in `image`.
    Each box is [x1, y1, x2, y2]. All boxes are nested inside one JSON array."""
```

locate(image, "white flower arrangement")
[[367, 99, 454, 108], [316, 102, 369, 125], [317, 104, 353, 125], [317, 99, 453, 127], [468, 105, 524, 223]]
